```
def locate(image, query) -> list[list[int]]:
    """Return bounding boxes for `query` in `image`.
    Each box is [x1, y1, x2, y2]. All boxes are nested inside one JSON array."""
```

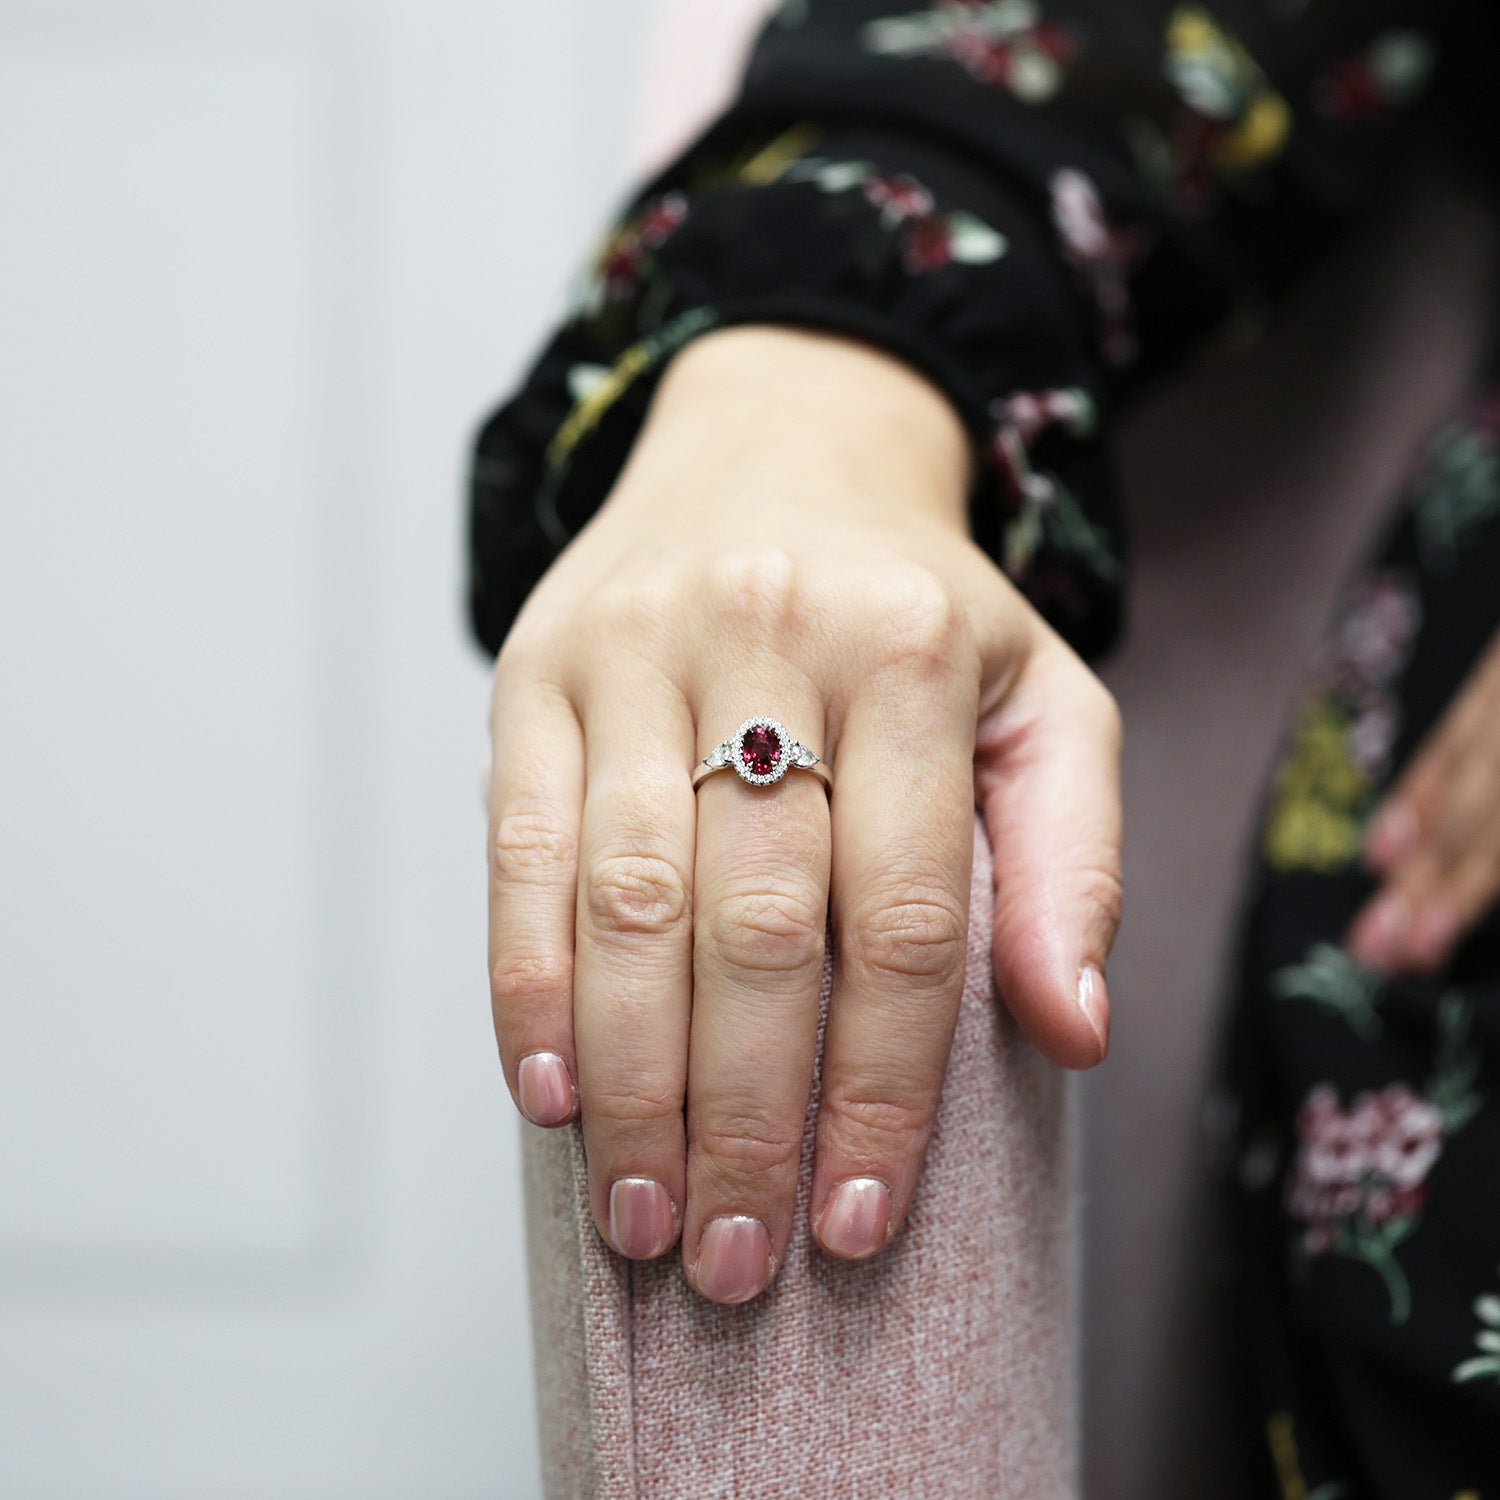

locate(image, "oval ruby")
[[740, 725, 783, 776]]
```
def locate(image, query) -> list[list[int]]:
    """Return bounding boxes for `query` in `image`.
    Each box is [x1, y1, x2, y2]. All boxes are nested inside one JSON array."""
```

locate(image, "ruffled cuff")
[[467, 114, 1128, 660]]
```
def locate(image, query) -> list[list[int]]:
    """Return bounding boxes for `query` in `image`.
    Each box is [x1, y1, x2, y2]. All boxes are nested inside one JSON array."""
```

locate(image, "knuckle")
[[850, 894, 968, 985], [490, 949, 571, 1013], [576, 577, 679, 649], [1056, 858, 1128, 936], [694, 1110, 803, 1181], [586, 851, 692, 938], [702, 885, 827, 976], [705, 547, 801, 631], [874, 570, 972, 678], [492, 628, 551, 688], [582, 1077, 684, 1131], [825, 1089, 935, 1152], [491, 805, 574, 884]]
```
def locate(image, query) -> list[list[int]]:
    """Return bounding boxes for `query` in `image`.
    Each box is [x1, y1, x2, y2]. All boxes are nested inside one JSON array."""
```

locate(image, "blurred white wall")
[[0, 3, 662, 1496]]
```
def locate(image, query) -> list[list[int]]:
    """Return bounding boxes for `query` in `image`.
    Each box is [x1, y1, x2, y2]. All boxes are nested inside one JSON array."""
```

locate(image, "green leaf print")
[[1270, 942, 1385, 1039]]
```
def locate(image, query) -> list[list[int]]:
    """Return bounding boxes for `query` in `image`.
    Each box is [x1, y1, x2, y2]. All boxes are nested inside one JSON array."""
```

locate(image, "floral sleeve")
[[467, 0, 1491, 661]]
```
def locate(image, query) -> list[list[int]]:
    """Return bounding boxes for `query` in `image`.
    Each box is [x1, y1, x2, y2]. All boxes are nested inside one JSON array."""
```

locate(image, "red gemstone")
[[740, 725, 783, 776]]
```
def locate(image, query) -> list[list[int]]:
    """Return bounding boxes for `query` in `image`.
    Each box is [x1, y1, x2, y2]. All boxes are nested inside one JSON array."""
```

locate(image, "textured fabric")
[[520, 817, 1078, 1499], [468, 0, 1497, 662]]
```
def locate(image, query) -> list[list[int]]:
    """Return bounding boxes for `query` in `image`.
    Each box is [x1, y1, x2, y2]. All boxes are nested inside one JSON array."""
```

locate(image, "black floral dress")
[[466, 2, 1500, 1492], [1226, 382, 1500, 1495]]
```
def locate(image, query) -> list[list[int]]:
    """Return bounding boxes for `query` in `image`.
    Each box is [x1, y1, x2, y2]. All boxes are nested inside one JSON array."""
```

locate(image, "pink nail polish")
[[1077, 964, 1109, 1059], [1349, 893, 1410, 969], [1366, 804, 1417, 868], [608, 1178, 677, 1259], [817, 1177, 890, 1260], [516, 1051, 576, 1126], [1411, 902, 1461, 968], [693, 1215, 772, 1304]]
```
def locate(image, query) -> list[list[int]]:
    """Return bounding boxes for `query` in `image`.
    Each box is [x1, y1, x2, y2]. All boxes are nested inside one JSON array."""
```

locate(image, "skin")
[[486, 324, 1122, 1303], [1348, 625, 1500, 975]]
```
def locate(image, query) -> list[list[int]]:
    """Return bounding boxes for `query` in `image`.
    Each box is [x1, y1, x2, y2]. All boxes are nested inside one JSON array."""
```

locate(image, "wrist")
[[606, 324, 975, 535]]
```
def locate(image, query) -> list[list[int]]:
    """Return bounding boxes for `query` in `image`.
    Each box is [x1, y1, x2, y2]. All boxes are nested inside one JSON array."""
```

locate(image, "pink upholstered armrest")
[[520, 814, 1079, 1498]]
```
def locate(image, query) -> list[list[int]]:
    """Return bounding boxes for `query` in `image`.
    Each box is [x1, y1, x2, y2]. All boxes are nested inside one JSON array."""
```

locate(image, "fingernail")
[[608, 1177, 677, 1259], [693, 1215, 772, 1304], [816, 1177, 891, 1260], [1077, 964, 1109, 1060], [516, 1051, 577, 1126], [1348, 893, 1409, 969], [1365, 804, 1417, 868], [1410, 901, 1461, 969]]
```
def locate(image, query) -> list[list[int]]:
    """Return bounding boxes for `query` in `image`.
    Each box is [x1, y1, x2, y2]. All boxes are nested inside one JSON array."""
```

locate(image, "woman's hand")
[[1349, 626, 1500, 974], [486, 325, 1121, 1303]]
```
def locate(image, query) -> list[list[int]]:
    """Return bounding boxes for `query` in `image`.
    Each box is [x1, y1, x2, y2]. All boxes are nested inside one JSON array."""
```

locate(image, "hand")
[[1348, 625, 1500, 975], [486, 325, 1121, 1303]]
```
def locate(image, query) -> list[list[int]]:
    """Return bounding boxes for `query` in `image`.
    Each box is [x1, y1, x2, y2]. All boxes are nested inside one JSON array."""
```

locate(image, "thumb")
[[975, 634, 1123, 1069]]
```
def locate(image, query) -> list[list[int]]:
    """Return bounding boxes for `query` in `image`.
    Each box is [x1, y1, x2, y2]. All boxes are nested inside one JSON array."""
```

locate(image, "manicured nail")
[[1077, 964, 1109, 1060], [1365, 803, 1417, 869], [693, 1215, 772, 1304], [1348, 893, 1409, 969], [608, 1177, 677, 1259], [516, 1051, 577, 1126], [1410, 901, 1461, 969], [817, 1177, 891, 1260]]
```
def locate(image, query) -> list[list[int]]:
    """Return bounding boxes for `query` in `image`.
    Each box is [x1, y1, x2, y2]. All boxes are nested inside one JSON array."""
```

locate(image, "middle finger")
[[685, 678, 832, 1304]]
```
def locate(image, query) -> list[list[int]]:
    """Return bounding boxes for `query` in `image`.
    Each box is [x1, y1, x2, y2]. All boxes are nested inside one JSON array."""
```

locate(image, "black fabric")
[[1223, 376, 1500, 1496], [468, 0, 1488, 660]]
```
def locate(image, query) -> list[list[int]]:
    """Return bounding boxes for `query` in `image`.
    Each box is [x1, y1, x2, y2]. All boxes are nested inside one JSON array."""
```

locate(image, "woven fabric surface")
[[521, 812, 1080, 1498]]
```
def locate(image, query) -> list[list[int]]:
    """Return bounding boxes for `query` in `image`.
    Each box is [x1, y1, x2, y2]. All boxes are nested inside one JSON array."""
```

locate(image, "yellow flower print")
[[1262, 703, 1370, 872], [1166, 6, 1291, 171], [1266, 1411, 1350, 1500]]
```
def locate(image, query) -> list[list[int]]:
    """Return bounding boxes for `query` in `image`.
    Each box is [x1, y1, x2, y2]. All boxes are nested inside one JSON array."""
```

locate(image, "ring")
[[691, 715, 832, 793]]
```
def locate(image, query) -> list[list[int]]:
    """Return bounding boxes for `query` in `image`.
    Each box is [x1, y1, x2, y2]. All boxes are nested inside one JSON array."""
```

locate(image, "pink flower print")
[[1299, 1082, 1340, 1128], [600, 240, 645, 299], [1001, 388, 1092, 446], [901, 215, 956, 272], [1304, 1221, 1335, 1255], [943, 18, 1075, 98], [1287, 1080, 1446, 1320], [596, 193, 688, 302], [1316, 32, 1435, 125], [1365, 1183, 1426, 1224], [1049, 169, 1150, 365], [635, 193, 687, 248], [862, 2, 1076, 104], [1321, 574, 1422, 693], [784, 156, 1006, 273], [1167, 111, 1226, 215], [863, 173, 935, 223], [989, 388, 1093, 507], [1316, 58, 1386, 123], [1346, 693, 1400, 779], [986, 387, 1116, 587], [1369, 1086, 1443, 1189], [894, 202, 1009, 273]]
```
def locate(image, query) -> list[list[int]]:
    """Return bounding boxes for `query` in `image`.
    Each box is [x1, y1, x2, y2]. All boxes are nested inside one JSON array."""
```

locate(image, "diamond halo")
[[696, 714, 827, 790]]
